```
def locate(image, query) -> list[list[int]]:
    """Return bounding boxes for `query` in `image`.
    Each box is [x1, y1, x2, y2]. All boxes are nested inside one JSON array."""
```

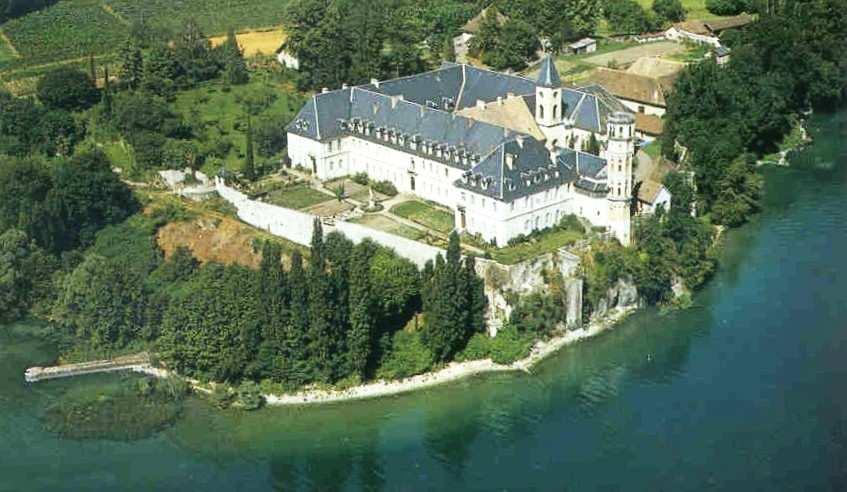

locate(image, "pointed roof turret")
[[536, 54, 561, 88]]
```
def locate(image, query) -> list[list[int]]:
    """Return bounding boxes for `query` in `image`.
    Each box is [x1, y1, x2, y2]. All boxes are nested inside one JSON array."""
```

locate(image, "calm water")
[[1, 110, 845, 491]]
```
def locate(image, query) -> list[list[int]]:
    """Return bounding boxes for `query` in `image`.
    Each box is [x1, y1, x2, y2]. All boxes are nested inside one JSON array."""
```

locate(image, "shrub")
[[376, 330, 433, 380], [371, 180, 398, 197], [235, 381, 264, 410], [559, 214, 585, 233], [351, 172, 369, 186], [36, 68, 99, 111], [652, 0, 686, 23], [457, 324, 535, 365], [210, 384, 235, 409]]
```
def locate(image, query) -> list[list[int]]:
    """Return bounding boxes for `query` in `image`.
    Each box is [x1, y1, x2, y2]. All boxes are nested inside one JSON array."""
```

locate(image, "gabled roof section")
[[455, 65, 537, 110], [359, 65, 464, 111], [536, 55, 561, 88]]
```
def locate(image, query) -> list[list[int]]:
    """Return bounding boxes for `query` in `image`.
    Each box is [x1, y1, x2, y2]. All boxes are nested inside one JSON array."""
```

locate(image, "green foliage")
[[710, 154, 763, 226], [603, 0, 658, 34], [210, 384, 235, 409], [457, 324, 535, 365], [370, 180, 398, 197], [375, 330, 433, 380], [422, 233, 487, 362], [471, 7, 540, 71], [390, 200, 455, 234], [0, 229, 57, 323], [652, 0, 686, 22], [221, 28, 249, 86], [509, 292, 568, 338], [36, 68, 99, 111], [705, 0, 749, 16], [235, 380, 264, 410]]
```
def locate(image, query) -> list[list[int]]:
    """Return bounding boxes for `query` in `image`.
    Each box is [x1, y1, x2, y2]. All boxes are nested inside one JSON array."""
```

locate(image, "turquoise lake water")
[[1, 110, 845, 491]]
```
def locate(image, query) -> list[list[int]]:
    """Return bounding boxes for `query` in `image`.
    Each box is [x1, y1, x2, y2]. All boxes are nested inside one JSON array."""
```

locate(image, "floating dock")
[[25, 353, 152, 383]]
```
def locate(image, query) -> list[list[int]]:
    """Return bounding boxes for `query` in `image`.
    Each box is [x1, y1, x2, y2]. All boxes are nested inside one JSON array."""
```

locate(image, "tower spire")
[[536, 54, 561, 88]]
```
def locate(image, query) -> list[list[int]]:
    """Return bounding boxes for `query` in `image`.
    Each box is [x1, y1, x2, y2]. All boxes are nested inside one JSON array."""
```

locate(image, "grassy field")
[[390, 200, 455, 234], [1, 1, 126, 68], [172, 77, 305, 174], [105, 0, 288, 36], [351, 214, 426, 242], [491, 229, 584, 265], [635, 0, 723, 20], [265, 184, 331, 210], [0, 33, 18, 64]]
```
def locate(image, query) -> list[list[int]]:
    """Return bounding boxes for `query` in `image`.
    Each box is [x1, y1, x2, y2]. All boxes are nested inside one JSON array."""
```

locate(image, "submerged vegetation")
[[43, 376, 190, 441]]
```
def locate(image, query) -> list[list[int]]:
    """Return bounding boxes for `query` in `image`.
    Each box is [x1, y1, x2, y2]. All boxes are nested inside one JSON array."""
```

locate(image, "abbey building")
[[286, 55, 652, 247]]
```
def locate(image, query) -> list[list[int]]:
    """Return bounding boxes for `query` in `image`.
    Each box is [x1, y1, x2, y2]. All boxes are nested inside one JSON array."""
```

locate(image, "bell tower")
[[535, 55, 562, 128], [606, 111, 635, 246]]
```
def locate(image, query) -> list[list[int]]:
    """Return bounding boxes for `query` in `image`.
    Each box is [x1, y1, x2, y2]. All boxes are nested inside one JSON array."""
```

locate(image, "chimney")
[[516, 136, 525, 148], [497, 96, 504, 106], [370, 78, 380, 88], [506, 92, 515, 99], [476, 99, 486, 110], [342, 83, 348, 89], [322, 87, 329, 93]]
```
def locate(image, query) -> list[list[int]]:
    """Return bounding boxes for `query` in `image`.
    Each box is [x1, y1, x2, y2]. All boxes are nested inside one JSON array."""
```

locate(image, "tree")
[[119, 39, 144, 89], [243, 115, 255, 180], [710, 154, 763, 227], [653, 0, 686, 23], [45, 150, 138, 252], [222, 28, 249, 85], [36, 67, 99, 111], [142, 43, 180, 97], [347, 243, 375, 379], [173, 19, 221, 86], [422, 232, 484, 362], [53, 254, 148, 348], [102, 65, 112, 118], [604, 0, 658, 34], [705, 0, 748, 16], [307, 219, 336, 380], [0, 229, 56, 323]]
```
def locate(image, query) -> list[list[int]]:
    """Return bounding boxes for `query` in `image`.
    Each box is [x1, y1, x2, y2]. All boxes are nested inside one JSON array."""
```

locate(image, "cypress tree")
[[464, 255, 487, 334], [88, 54, 97, 85], [307, 219, 334, 380], [119, 39, 143, 89], [223, 27, 249, 85], [102, 65, 112, 118], [243, 115, 255, 180], [286, 251, 311, 383], [347, 244, 374, 379]]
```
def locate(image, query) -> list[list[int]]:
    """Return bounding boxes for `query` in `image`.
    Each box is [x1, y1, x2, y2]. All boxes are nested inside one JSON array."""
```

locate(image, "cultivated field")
[[209, 29, 286, 58], [1, 1, 126, 67], [390, 200, 455, 235], [105, 0, 288, 36]]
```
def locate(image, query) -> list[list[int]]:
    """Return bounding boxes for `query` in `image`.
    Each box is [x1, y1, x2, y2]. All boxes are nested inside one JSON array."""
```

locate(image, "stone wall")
[[214, 178, 585, 335]]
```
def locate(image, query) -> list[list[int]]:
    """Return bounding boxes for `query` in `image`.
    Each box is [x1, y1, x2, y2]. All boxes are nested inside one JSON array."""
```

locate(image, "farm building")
[[568, 37, 597, 54]]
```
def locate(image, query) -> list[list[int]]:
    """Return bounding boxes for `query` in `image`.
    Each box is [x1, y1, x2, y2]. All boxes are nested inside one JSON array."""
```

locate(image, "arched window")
[[553, 105, 558, 117], [539, 105, 545, 119]]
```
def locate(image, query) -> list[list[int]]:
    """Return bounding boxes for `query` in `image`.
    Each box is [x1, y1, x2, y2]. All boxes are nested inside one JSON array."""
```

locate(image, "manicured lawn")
[[350, 214, 426, 241], [266, 184, 331, 210], [390, 200, 455, 234], [491, 229, 584, 265], [172, 78, 305, 174]]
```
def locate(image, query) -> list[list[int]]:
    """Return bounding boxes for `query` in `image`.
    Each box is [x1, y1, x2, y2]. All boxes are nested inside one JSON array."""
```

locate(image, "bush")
[[559, 214, 585, 233], [210, 384, 235, 409], [371, 180, 398, 197], [652, 0, 686, 23], [457, 324, 535, 365], [351, 172, 369, 186], [36, 68, 99, 111], [375, 330, 433, 380], [235, 380, 264, 410]]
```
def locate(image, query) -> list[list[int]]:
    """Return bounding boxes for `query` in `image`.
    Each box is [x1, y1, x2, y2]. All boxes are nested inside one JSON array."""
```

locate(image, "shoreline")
[[257, 306, 636, 406], [29, 307, 637, 407]]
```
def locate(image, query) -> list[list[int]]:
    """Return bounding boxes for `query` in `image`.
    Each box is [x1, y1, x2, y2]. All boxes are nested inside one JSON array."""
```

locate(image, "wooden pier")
[[25, 353, 152, 383]]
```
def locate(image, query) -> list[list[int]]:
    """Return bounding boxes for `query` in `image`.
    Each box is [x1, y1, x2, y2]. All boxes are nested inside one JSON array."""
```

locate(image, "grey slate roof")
[[536, 55, 562, 88], [286, 62, 632, 203]]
